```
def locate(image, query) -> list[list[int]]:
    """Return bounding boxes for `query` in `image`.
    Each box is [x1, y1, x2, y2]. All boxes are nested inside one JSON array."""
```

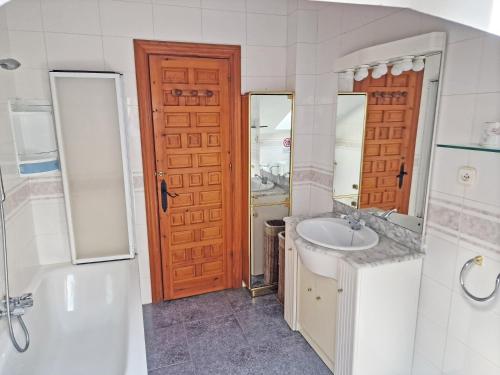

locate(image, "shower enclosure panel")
[[49, 71, 135, 264]]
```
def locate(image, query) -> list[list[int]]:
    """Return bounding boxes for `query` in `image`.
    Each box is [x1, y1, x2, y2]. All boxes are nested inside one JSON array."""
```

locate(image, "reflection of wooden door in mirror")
[[354, 70, 423, 214], [149, 55, 233, 300]]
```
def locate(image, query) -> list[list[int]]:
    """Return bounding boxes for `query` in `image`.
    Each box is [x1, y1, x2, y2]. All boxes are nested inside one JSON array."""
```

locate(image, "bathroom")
[[0, 0, 499, 374]]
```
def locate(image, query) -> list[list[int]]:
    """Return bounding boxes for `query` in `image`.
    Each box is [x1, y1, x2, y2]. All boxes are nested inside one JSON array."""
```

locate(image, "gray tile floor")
[[142, 288, 332, 375]]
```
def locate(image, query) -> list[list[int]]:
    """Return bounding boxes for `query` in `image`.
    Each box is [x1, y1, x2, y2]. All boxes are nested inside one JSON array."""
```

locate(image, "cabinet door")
[[298, 260, 337, 367], [314, 274, 337, 362]]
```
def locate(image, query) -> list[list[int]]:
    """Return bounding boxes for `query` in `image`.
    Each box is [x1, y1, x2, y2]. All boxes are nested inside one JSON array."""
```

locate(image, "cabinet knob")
[[288, 247, 292, 252], [316, 296, 321, 301], [338, 288, 343, 293], [307, 287, 312, 292]]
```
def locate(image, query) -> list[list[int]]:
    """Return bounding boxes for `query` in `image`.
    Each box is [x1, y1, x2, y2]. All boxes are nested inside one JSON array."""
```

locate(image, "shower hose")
[[0, 174, 30, 353]]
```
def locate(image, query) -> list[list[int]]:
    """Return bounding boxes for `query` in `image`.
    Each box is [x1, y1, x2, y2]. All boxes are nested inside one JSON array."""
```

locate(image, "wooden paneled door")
[[354, 70, 423, 214], [135, 41, 242, 302]]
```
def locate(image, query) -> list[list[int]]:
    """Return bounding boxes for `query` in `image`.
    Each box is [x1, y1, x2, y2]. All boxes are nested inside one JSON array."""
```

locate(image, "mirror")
[[243, 92, 294, 294], [333, 53, 441, 233]]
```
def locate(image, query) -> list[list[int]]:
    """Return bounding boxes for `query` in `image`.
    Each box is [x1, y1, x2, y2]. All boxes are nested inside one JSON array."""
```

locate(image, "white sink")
[[251, 177, 275, 192], [296, 217, 379, 279], [296, 218, 379, 251]]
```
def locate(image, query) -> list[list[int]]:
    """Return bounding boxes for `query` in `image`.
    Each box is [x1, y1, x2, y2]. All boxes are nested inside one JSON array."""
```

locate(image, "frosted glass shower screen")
[[50, 72, 134, 264]]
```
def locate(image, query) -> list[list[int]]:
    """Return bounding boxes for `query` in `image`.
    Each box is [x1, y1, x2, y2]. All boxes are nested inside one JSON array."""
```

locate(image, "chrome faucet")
[[378, 208, 397, 220], [342, 211, 364, 231], [0, 293, 34, 318], [254, 174, 268, 185], [269, 164, 280, 176]]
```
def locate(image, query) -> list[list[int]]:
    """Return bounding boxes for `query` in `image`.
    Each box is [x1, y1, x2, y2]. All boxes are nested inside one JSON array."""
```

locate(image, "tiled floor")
[[142, 288, 332, 375]]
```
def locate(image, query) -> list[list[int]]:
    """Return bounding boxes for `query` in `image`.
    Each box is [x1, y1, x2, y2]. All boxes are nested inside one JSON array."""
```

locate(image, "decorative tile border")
[[292, 166, 333, 188]]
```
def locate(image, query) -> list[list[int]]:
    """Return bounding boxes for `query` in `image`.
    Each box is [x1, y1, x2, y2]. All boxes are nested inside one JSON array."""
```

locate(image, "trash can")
[[264, 219, 285, 285]]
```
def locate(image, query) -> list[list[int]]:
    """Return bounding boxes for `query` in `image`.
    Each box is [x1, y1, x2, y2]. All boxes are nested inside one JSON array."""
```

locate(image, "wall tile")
[[441, 38, 482, 95], [294, 75, 315, 105], [201, 0, 245, 12], [153, 5, 202, 41], [41, 0, 101, 35], [247, 13, 287, 46], [294, 104, 314, 135], [202, 9, 246, 44], [5, 0, 43, 31], [422, 233, 459, 289], [418, 275, 452, 328], [8, 30, 47, 69], [246, 46, 286, 76], [152, 0, 200, 6], [442, 336, 500, 375], [245, 76, 286, 91], [45, 32, 104, 70], [477, 35, 500, 93], [428, 148, 467, 198], [435, 94, 475, 144], [103, 36, 135, 73], [99, 0, 154, 38], [13, 67, 51, 100], [246, 0, 287, 15], [413, 313, 447, 368], [296, 9, 317, 43], [464, 151, 500, 207], [295, 43, 316, 74]]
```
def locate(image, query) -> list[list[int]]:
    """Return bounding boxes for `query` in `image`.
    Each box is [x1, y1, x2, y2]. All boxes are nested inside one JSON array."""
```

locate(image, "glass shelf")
[[436, 143, 500, 153]]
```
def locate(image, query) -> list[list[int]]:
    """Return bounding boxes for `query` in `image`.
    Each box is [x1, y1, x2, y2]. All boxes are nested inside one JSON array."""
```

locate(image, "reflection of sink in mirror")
[[251, 176, 275, 192], [296, 218, 379, 251]]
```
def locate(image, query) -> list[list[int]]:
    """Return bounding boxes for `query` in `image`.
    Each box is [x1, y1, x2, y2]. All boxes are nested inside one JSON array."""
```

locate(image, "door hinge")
[[155, 171, 165, 177]]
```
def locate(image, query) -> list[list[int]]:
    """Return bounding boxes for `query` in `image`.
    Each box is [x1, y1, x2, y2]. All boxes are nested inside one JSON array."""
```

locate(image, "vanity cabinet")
[[298, 259, 337, 371]]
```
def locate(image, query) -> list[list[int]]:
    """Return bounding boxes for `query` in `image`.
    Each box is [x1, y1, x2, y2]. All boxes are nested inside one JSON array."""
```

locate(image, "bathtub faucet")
[[0, 293, 33, 318]]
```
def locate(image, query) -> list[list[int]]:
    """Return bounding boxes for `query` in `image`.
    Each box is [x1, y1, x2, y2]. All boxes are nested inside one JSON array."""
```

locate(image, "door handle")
[[396, 163, 408, 189], [161, 180, 167, 212]]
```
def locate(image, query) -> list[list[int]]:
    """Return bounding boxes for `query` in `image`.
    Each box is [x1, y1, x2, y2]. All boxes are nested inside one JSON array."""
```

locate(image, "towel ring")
[[459, 256, 500, 303]]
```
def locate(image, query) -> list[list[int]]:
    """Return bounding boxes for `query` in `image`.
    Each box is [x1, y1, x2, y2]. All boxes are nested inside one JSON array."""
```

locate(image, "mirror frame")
[[333, 32, 447, 236], [242, 91, 295, 296]]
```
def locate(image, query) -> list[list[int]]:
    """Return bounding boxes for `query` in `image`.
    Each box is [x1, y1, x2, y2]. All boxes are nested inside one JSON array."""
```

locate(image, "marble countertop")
[[251, 184, 289, 199], [285, 212, 425, 269]]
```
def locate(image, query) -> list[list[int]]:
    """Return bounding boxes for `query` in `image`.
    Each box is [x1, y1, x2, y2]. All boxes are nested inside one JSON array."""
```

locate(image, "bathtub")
[[0, 259, 147, 375]]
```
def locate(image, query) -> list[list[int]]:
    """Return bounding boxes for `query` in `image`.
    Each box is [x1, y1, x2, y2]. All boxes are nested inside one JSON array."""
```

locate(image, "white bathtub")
[[0, 259, 147, 375]]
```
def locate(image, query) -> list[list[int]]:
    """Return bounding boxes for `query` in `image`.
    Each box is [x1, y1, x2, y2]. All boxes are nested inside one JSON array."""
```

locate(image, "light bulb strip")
[[343, 56, 426, 80]]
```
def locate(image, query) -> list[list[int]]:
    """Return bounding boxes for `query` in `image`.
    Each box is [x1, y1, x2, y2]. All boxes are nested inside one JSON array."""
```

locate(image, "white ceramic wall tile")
[[464, 151, 500, 206], [296, 9, 317, 43], [247, 13, 287, 46], [41, 0, 101, 35], [291, 183, 310, 215], [312, 104, 333, 135], [202, 9, 246, 44], [422, 233, 460, 289], [286, 44, 296, 76], [8, 30, 47, 69], [45, 32, 104, 70], [292, 133, 312, 166], [103, 36, 135, 72], [294, 104, 314, 135], [99, 0, 154, 38], [5, 0, 43, 31], [13, 67, 51, 100], [201, 0, 245, 11], [294, 75, 315, 105], [31, 199, 67, 236], [152, 0, 201, 7], [311, 134, 332, 168], [412, 351, 441, 375], [309, 185, 333, 215], [36, 232, 71, 264], [413, 313, 448, 368], [153, 5, 202, 41], [418, 275, 452, 328], [477, 35, 500, 93], [420, 13, 483, 44], [295, 43, 316, 74], [339, 3, 396, 33], [441, 37, 482, 95], [317, 4, 342, 42], [245, 76, 286, 91], [286, 11, 297, 45], [246, 0, 287, 15], [317, 37, 340, 74], [315, 72, 336, 104], [442, 335, 500, 375], [246, 46, 286, 76], [428, 148, 467, 198], [435, 94, 475, 144], [471, 92, 500, 144]]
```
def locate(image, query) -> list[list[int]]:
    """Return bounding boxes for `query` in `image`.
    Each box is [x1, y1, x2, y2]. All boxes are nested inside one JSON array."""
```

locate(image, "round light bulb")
[[372, 62, 388, 79], [354, 65, 369, 81], [412, 56, 425, 72]]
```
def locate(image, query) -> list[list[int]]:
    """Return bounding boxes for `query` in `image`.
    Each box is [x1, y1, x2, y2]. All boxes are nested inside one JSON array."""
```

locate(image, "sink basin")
[[251, 177, 275, 192], [296, 218, 379, 251]]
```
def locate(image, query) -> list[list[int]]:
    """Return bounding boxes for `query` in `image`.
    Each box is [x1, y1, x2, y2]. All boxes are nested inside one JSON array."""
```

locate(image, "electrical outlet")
[[458, 166, 476, 185]]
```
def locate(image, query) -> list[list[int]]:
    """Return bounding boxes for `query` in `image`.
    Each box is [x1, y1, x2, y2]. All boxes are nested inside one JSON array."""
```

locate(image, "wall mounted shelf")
[[436, 143, 500, 153]]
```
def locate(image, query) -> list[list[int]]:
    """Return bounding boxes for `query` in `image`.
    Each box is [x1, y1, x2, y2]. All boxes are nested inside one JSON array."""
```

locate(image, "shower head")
[[0, 58, 21, 70]]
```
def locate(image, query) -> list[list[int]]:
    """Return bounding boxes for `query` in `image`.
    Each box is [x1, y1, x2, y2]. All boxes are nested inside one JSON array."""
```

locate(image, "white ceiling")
[[314, 0, 500, 37]]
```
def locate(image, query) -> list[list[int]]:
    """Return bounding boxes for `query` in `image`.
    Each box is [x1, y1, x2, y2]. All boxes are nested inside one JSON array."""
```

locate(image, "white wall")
[[311, 3, 500, 374], [2, 2, 499, 373], [2, 0, 291, 304]]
